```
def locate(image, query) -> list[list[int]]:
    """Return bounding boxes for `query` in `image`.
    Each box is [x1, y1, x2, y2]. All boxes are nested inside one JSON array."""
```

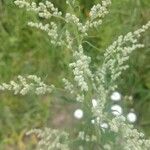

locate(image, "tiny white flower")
[[91, 119, 95, 124], [100, 123, 108, 129], [92, 99, 98, 108], [74, 109, 83, 119], [110, 91, 121, 101], [111, 104, 123, 116], [127, 112, 137, 123]]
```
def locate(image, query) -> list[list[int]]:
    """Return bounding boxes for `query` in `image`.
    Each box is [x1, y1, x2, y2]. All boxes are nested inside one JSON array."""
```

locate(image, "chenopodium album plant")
[[0, 0, 150, 149]]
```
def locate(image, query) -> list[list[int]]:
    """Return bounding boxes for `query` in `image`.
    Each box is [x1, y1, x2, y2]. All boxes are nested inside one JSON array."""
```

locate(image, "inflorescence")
[[0, 0, 149, 149]]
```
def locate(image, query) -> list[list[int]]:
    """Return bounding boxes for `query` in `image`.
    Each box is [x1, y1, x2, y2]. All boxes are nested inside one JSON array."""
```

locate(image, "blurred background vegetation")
[[0, 0, 150, 149]]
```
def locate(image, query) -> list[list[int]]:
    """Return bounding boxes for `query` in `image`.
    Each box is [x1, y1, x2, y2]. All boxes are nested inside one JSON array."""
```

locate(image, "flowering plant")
[[1, 0, 150, 149]]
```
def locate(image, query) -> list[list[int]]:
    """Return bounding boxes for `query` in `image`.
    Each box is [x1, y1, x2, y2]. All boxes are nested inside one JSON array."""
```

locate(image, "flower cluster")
[[65, 0, 111, 33], [67, 45, 94, 102], [86, 0, 111, 29], [14, 0, 64, 45], [28, 21, 63, 45], [109, 116, 150, 149], [26, 128, 70, 150], [65, 13, 86, 33], [69, 45, 92, 92], [14, 0, 62, 19], [0, 75, 54, 95], [96, 21, 150, 93], [90, 22, 150, 148], [14, 0, 112, 42], [62, 78, 74, 94], [89, 0, 111, 20], [65, 30, 73, 49]]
